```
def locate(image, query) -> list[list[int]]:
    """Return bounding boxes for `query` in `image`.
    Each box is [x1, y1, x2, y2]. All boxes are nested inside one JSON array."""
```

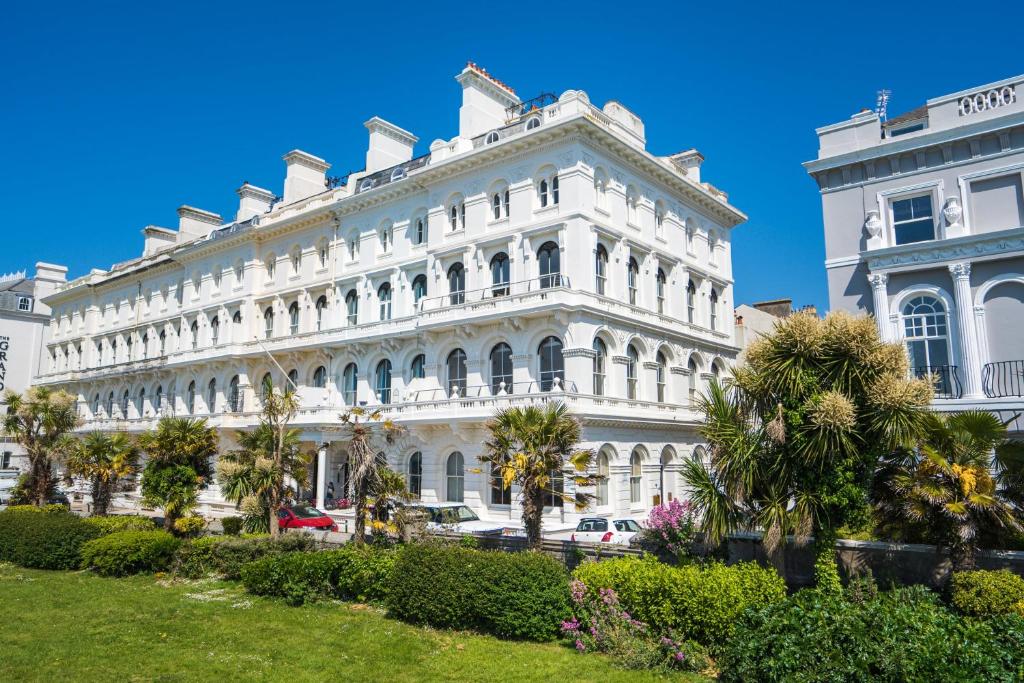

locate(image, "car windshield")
[[577, 519, 608, 532], [290, 506, 325, 519], [437, 506, 480, 523], [614, 520, 641, 532]]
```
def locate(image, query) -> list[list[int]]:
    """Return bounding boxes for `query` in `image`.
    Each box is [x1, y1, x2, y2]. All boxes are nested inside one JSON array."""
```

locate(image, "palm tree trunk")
[[522, 483, 545, 549], [353, 480, 368, 544], [91, 479, 110, 516]]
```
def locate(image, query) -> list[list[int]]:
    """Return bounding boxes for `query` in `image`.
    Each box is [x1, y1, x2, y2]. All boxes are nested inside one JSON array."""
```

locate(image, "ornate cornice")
[[866, 227, 1024, 272]]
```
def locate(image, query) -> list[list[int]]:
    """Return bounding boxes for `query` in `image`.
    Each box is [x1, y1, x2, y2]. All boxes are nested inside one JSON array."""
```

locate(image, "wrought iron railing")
[[912, 365, 962, 399], [416, 275, 570, 312], [405, 379, 577, 403], [983, 360, 1024, 398]]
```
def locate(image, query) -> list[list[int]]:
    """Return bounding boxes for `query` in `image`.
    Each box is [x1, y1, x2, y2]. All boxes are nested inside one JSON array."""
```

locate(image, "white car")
[[571, 518, 643, 545], [402, 502, 506, 536]]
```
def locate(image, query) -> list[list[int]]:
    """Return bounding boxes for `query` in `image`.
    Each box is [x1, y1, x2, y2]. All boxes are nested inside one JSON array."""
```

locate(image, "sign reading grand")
[[959, 86, 1017, 116], [0, 336, 8, 393]]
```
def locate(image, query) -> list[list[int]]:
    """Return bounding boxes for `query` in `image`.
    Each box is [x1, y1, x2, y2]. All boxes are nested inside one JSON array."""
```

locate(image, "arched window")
[[228, 375, 241, 412], [92, 393, 100, 416], [484, 130, 500, 145], [626, 186, 639, 225], [546, 469, 565, 508], [159, 330, 166, 355], [412, 274, 427, 306], [261, 373, 273, 401], [686, 280, 697, 324], [318, 239, 328, 268], [490, 463, 511, 505], [627, 257, 639, 305], [446, 451, 465, 502], [449, 200, 465, 231], [234, 259, 244, 284], [345, 290, 358, 325], [312, 365, 327, 389], [315, 296, 327, 331], [379, 224, 392, 253], [489, 343, 513, 395], [593, 338, 607, 395], [410, 353, 426, 380], [290, 247, 301, 275], [232, 310, 242, 336], [391, 167, 405, 182], [655, 203, 665, 239], [656, 351, 667, 402], [137, 387, 145, 415], [903, 295, 951, 381], [492, 193, 502, 220], [687, 358, 698, 403], [596, 451, 611, 506], [264, 306, 274, 339], [447, 348, 467, 397], [190, 320, 199, 349], [126, 335, 134, 360], [121, 389, 130, 417], [106, 391, 115, 417], [448, 262, 465, 305], [342, 363, 358, 405], [287, 368, 299, 390], [538, 336, 564, 391], [141, 333, 148, 359], [154, 386, 163, 415], [626, 344, 639, 399], [539, 174, 560, 207], [709, 289, 719, 331], [265, 253, 276, 279], [537, 241, 560, 288], [110, 338, 117, 364], [412, 217, 426, 245], [595, 245, 608, 295], [630, 449, 642, 504], [289, 302, 300, 335], [187, 381, 196, 414], [656, 269, 666, 314], [378, 282, 392, 321], [490, 252, 510, 297], [210, 317, 219, 346], [407, 452, 422, 499], [375, 359, 392, 404], [206, 378, 217, 413], [526, 116, 541, 130]]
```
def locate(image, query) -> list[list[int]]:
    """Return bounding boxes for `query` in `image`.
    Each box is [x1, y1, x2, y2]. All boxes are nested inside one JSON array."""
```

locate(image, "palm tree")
[[337, 408, 403, 544], [682, 311, 933, 586], [481, 401, 596, 548], [2, 387, 80, 506], [875, 410, 1024, 570], [137, 417, 218, 531], [65, 431, 139, 515]]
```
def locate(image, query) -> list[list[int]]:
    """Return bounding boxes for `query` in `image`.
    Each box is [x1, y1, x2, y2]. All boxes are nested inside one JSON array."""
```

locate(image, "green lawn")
[[0, 563, 702, 682]]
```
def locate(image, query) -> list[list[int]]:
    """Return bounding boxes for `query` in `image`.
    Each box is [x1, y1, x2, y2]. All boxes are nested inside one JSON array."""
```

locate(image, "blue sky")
[[2, 0, 1021, 313]]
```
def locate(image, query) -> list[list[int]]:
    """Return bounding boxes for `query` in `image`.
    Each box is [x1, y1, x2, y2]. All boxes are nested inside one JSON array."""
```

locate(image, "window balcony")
[[911, 364, 963, 399], [983, 360, 1024, 398]]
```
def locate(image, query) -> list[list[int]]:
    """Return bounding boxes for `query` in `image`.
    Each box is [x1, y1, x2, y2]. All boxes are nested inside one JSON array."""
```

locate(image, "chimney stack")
[[364, 117, 418, 174], [142, 225, 178, 256], [752, 299, 794, 318], [668, 149, 705, 183], [236, 183, 275, 221], [176, 206, 222, 242], [282, 150, 330, 204], [456, 62, 519, 139]]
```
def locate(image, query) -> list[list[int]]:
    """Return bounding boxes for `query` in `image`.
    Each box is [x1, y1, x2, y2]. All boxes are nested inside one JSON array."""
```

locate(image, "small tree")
[[137, 417, 217, 532], [217, 389, 309, 535], [481, 401, 597, 548], [65, 431, 139, 516], [875, 410, 1024, 570], [336, 408, 403, 544], [2, 387, 79, 505]]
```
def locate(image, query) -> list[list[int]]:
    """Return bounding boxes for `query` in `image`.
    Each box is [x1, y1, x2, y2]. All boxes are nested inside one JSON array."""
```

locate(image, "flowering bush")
[[563, 579, 711, 674], [635, 499, 697, 558]]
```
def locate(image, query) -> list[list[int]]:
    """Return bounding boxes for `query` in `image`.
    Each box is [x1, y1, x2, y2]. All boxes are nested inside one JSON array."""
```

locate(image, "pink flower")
[[575, 639, 586, 652]]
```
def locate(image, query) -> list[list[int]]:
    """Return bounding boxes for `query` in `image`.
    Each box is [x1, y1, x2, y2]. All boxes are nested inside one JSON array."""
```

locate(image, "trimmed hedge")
[[950, 569, 1024, 617], [572, 556, 786, 647], [241, 545, 395, 606], [173, 533, 315, 580], [80, 530, 181, 576], [386, 543, 570, 641], [221, 516, 243, 536], [0, 508, 101, 569], [82, 515, 157, 536], [718, 586, 1024, 682]]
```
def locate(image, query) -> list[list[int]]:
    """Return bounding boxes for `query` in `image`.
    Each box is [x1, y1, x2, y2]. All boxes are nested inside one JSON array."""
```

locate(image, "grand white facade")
[[806, 74, 1024, 434], [36, 64, 746, 528]]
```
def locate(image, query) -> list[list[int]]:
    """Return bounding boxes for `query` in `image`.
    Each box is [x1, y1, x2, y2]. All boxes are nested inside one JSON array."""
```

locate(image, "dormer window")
[[359, 178, 375, 192], [391, 167, 406, 182], [526, 117, 541, 130], [17, 296, 31, 311], [484, 130, 500, 145]]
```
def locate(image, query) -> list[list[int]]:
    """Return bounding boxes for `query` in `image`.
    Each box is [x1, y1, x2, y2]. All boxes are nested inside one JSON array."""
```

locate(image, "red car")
[[276, 505, 338, 532]]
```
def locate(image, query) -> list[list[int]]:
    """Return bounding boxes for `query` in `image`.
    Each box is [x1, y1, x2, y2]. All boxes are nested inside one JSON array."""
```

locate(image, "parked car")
[[401, 502, 505, 536], [570, 518, 643, 545], [276, 505, 338, 532]]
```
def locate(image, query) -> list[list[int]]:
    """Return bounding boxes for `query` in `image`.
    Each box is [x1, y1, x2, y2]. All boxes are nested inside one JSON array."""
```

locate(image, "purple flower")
[[675, 652, 686, 662], [575, 639, 586, 652]]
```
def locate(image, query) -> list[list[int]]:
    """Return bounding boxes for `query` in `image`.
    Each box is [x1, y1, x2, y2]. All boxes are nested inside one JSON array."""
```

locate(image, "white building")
[[1, 263, 68, 471], [805, 74, 1024, 433], [36, 63, 746, 527]]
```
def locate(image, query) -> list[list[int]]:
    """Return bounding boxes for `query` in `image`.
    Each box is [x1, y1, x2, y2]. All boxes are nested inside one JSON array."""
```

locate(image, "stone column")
[[315, 443, 328, 509], [949, 262, 983, 398], [868, 272, 890, 341]]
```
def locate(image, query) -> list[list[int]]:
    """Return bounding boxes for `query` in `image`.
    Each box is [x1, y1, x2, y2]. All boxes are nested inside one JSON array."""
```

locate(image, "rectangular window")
[[891, 195, 935, 245], [2, 452, 11, 469], [18, 297, 31, 311], [970, 174, 1024, 234]]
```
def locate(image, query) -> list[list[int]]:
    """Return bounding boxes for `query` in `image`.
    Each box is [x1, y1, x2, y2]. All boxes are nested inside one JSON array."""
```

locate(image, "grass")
[[0, 563, 704, 682]]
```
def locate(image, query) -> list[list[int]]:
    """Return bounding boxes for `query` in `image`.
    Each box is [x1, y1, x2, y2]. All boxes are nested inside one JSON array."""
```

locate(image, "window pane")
[[895, 218, 934, 245]]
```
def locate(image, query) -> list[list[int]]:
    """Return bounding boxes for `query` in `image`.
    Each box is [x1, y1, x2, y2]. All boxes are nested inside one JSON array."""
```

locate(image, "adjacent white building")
[[806, 74, 1024, 432], [36, 63, 746, 526]]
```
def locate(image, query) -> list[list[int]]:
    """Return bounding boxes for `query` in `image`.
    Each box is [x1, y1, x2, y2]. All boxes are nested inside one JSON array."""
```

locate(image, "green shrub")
[[572, 556, 786, 647], [718, 586, 1024, 682], [172, 532, 315, 580], [173, 515, 207, 537], [1, 504, 68, 514], [80, 530, 181, 576], [241, 545, 395, 606], [221, 516, 243, 536], [386, 543, 570, 641], [950, 569, 1024, 617], [0, 508, 101, 569], [82, 515, 157, 536]]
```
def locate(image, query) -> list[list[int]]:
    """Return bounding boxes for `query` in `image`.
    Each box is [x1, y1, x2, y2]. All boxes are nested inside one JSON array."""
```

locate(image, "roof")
[[884, 104, 927, 128], [0, 277, 33, 295]]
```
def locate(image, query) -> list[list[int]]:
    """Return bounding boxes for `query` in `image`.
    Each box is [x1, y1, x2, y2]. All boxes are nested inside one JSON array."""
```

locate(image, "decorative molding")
[[561, 347, 596, 359], [867, 227, 1024, 271]]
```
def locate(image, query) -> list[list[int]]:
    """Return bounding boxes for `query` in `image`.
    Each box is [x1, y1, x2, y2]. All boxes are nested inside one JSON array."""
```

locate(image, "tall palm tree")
[[337, 408, 403, 544], [875, 410, 1024, 570], [65, 431, 139, 515], [137, 417, 218, 531], [481, 401, 596, 548], [2, 387, 80, 506]]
